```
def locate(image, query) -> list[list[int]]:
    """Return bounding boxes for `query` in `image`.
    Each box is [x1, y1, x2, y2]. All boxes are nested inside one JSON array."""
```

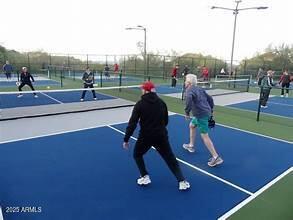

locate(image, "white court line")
[[107, 125, 253, 196], [218, 123, 293, 144], [224, 105, 293, 120], [176, 112, 293, 144], [1, 112, 291, 145], [268, 101, 293, 107], [0, 120, 129, 145], [40, 92, 63, 104], [0, 206, 3, 220], [218, 167, 293, 220]]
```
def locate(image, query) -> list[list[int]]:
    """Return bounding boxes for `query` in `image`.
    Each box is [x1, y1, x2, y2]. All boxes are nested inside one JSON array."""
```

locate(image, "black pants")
[[133, 134, 184, 182], [18, 82, 36, 95], [171, 77, 177, 87], [81, 84, 96, 99], [260, 88, 271, 106], [281, 82, 290, 95], [5, 72, 11, 79]]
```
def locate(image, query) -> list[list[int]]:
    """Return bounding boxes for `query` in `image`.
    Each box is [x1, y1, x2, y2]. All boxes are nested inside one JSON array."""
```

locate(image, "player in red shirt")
[[201, 66, 209, 81], [114, 63, 119, 77], [171, 65, 179, 87]]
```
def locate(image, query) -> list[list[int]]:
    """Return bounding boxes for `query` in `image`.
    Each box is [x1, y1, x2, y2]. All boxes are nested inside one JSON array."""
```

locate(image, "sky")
[[1, 0, 292, 61]]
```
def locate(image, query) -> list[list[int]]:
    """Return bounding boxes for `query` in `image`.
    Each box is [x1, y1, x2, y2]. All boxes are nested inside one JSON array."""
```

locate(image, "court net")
[[0, 85, 142, 120], [180, 79, 250, 99], [215, 74, 252, 81]]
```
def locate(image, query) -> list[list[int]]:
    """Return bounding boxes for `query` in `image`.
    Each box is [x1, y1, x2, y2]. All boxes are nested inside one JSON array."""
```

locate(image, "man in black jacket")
[[17, 67, 37, 98], [80, 67, 97, 101], [123, 81, 190, 190]]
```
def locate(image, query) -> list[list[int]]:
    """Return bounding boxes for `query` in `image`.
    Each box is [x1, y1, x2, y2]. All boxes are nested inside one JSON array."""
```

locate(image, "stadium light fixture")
[[125, 25, 147, 77], [211, 0, 268, 77]]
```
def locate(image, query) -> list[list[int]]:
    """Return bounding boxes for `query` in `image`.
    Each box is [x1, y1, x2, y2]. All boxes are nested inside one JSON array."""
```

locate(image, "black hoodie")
[[124, 92, 169, 142]]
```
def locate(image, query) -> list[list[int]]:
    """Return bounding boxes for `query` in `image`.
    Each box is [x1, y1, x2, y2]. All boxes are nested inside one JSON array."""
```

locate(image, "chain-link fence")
[[1, 52, 291, 84]]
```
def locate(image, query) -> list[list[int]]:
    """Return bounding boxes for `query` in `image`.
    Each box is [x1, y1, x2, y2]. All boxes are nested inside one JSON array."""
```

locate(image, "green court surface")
[[229, 168, 293, 220]]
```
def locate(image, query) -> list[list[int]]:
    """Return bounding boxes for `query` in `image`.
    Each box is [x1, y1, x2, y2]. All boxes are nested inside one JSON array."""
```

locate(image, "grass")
[[229, 170, 293, 220], [99, 87, 293, 142]]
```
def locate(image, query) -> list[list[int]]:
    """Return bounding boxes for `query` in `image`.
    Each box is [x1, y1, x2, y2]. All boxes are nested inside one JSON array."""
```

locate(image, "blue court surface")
[[0, 80, 60, 87], [0, 91, 115, 109], [228, 96, 293, 118], [0, 114, 292, 220]]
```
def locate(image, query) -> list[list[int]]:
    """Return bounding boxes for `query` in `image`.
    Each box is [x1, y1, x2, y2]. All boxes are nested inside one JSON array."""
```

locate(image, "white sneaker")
[[137, 175, 151, 186], [179, 180, 190, 190], [80, 98, 84, 102], [34, 95, 38, 98], [183, 144, 195, 153], [94, 98, 97, 100], [280, 95, 284, 97], [285, 94, 289, 98], [261, 105, 268, 109], [17, 94, 23, 98]]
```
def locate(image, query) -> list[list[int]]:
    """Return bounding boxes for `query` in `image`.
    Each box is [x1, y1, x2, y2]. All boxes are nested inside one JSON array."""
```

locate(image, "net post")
[[60, 69, 63, 87], [181, 80, 185, 101], [119, 71, 122, 92], [246, 78, 250, 92], [256, 86, 263, 121], [47, 65, 50, 79], [100, 71, 103, 87]]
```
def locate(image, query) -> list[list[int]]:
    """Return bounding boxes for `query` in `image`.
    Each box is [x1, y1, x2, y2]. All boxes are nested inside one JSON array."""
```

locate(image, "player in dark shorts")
[[17, 67, 37, 98], [80, 67, 97, 101]]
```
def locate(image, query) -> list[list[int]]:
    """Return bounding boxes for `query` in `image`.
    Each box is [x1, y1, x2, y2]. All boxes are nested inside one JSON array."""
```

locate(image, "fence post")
[[163, 56, 166, 79], [27, 53, 31, 71], [256, 86, 263, 121], [100, 71, 103, 87], [119, 71, 122, 92], [60, 70, 63, 87]]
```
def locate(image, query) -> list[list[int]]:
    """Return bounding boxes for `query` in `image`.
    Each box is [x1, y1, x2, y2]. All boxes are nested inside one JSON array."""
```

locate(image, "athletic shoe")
[[137, 175, 151, 186], [179, 180, 191, 191], [17, 94, 23, 98], [261, 105, 268, 109], [94, 98, 97, 100], [182, 144, 195, 153], [34, 95, 38, 98], [280, 95, 284, 97], [285, 94, 289, 98], [80, 99, 84, 102], [208, 156, 224, 167]]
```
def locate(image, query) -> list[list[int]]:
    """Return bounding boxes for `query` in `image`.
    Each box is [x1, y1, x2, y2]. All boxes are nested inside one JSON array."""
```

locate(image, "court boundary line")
[[218, 166, 293, 220], [268, 101, 293, 107], [1, 112, 291, 145], [40, 92, 63, 104], [108, 125, 253, 196], [0, 206, 3, 220], [224, 105, 292, 120], [0, 119, 130, 144], [176, 113, 292, 144]]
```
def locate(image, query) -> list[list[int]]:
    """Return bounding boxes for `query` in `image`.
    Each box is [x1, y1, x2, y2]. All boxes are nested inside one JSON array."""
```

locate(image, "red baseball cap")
[[141, 81, 155, 92]]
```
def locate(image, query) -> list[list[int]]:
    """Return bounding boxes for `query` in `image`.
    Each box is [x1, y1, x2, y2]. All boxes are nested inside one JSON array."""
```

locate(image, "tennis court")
[[0, 77, 60, 88], [228, 96, 293, 118], [0, 110, 292, 220]]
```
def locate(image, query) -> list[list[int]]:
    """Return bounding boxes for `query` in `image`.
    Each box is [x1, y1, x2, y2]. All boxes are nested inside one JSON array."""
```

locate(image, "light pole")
[[211, 0, 268, 78], [125, 25, 147, 78]]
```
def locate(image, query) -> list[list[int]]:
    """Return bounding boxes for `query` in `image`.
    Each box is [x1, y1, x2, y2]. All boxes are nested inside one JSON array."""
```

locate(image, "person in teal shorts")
[[183, 74, 223, 167]]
